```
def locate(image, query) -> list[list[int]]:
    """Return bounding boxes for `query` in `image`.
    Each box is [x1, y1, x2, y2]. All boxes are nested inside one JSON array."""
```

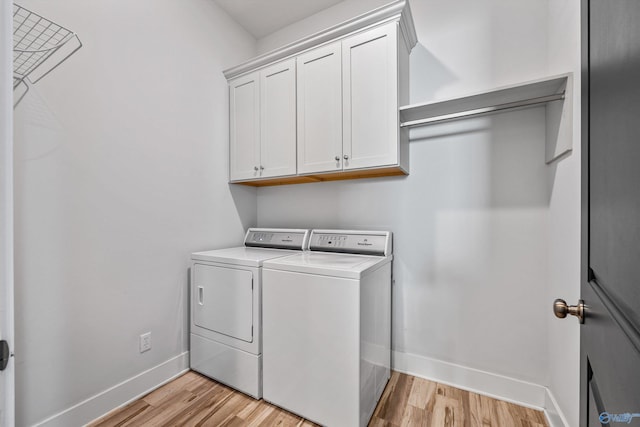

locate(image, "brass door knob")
[[553, 298, 585, 323]]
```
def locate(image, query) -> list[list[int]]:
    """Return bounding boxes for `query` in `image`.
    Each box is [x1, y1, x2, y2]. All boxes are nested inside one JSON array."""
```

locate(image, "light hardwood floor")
[[88, 370, 548, 426]]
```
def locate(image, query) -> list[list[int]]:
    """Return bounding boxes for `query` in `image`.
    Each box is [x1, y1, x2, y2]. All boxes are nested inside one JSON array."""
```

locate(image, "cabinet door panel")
[[343, 23, 398, 170], [260, 59, 297, 178], [230, 72, 260, 181], [297, 43, 343, 174]]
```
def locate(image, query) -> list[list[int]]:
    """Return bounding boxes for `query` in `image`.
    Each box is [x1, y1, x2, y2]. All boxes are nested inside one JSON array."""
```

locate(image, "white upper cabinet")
[[260, 59, 297, 178], [342, 22, 399, 171], [297, 43, 343, 174], [225, 0, 417, 185], [229, 59, 297, 182], [298, 23, 403, 175], [229, 72, 260, 181]]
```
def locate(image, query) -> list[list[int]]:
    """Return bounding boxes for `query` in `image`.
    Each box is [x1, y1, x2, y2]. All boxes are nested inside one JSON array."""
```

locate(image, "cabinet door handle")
[[254, 166, 259, 171], [335, 156, 341, 161], [343, 155, 349, 160], [260, 165, 264, 170]]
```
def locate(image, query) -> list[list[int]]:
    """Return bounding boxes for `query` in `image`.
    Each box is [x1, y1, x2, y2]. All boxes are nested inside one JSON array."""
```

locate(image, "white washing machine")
[[262, 229, 392, 427], [190, 228, 309, 398]]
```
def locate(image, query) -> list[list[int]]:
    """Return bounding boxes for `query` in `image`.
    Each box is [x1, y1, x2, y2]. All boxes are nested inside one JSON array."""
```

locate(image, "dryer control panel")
[[309, 230, 392, 256], [244, 228, 309, 250]]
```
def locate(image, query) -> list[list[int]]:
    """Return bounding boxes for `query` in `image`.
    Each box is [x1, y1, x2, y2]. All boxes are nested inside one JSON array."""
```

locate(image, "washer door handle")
[[197, 286, 204, 305]]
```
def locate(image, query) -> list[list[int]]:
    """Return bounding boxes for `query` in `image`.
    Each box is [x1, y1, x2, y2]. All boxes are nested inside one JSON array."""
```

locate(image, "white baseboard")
[[392, 350, 546, 410], [544, 387, 570, 427], [34, 351, 190, 427]]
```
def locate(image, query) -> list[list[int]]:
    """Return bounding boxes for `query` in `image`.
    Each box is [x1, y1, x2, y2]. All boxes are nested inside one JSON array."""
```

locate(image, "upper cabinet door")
[[297, 43, 343, 174], [260, 59, 297, 178], [229, 71, 260, 181], [342, 23, 398, 170]]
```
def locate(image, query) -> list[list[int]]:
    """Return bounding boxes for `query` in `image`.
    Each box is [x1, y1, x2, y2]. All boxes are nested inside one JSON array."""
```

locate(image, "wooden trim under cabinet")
[[231, 166, 408, 187]]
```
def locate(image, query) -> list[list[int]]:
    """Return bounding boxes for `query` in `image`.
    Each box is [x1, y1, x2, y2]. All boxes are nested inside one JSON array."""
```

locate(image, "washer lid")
[[263, 251, 392, 279], [192, 247, 300, 267]]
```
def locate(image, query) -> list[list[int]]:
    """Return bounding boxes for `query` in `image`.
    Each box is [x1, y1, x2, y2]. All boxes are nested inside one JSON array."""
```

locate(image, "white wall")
[[13, 1, 257, 425], [256, 0, 579, 417], [545, 1, 581, 426]]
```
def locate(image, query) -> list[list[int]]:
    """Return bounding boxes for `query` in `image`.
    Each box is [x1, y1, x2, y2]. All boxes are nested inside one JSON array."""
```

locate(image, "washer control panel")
[[309, 230, 391, 256], [244, 228, 309, 250]]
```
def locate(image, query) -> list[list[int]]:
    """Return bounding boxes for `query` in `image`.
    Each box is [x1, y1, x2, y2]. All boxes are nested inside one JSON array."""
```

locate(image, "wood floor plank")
[[126, 390, 200, 427], [526, 405, 549, 425], [399, 404, 429, 427], [164, 385, 237, 426], [219, 416, 248, 427], [519, 421, 547, 427], [373, 371, 414, 424], [494, 399, 519, 426], [257, 407, 304, 427], [89, 370, 548, 427], [368, 416, 394, 427], [372, 371, 400, 419], [235, 394, 262, 420], [195, 393, 253, 426], [242, 401, 279, 426], [142, 372, 205, 408], [431, 394, 464, 427], [90, 399, 151, 427], [407, 375, 437, 410], [432, 383, 471, 427], [468, 392, 498, 426]]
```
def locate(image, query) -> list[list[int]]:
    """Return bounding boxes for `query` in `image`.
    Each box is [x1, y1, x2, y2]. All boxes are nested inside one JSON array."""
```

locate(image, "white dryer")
[[262, 229, 392, 427], [190, 228, 309, 398]]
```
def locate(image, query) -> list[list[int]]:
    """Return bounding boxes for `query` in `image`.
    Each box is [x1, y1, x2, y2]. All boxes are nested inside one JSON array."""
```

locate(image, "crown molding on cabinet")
[[397, 0, 417, 52], [223, 0, 418, 80]]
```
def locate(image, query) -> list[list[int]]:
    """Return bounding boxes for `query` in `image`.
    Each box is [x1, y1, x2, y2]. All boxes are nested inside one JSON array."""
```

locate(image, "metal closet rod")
[[400, 93, 565, 128]]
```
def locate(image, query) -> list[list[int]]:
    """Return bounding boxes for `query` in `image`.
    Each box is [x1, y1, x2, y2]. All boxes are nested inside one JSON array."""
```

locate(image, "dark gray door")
[[581, 0, 640, 425]]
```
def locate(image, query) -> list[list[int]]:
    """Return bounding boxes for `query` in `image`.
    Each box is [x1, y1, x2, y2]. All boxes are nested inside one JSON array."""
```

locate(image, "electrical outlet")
[[139, 332, 151, 353]]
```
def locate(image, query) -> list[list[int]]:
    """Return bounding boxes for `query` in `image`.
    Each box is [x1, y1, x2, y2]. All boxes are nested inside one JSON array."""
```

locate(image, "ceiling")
[[214, 0, 345, 39]]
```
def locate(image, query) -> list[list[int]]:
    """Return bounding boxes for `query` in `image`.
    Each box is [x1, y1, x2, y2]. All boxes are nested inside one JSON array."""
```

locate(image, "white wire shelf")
[[13, 3, 82, 107]]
